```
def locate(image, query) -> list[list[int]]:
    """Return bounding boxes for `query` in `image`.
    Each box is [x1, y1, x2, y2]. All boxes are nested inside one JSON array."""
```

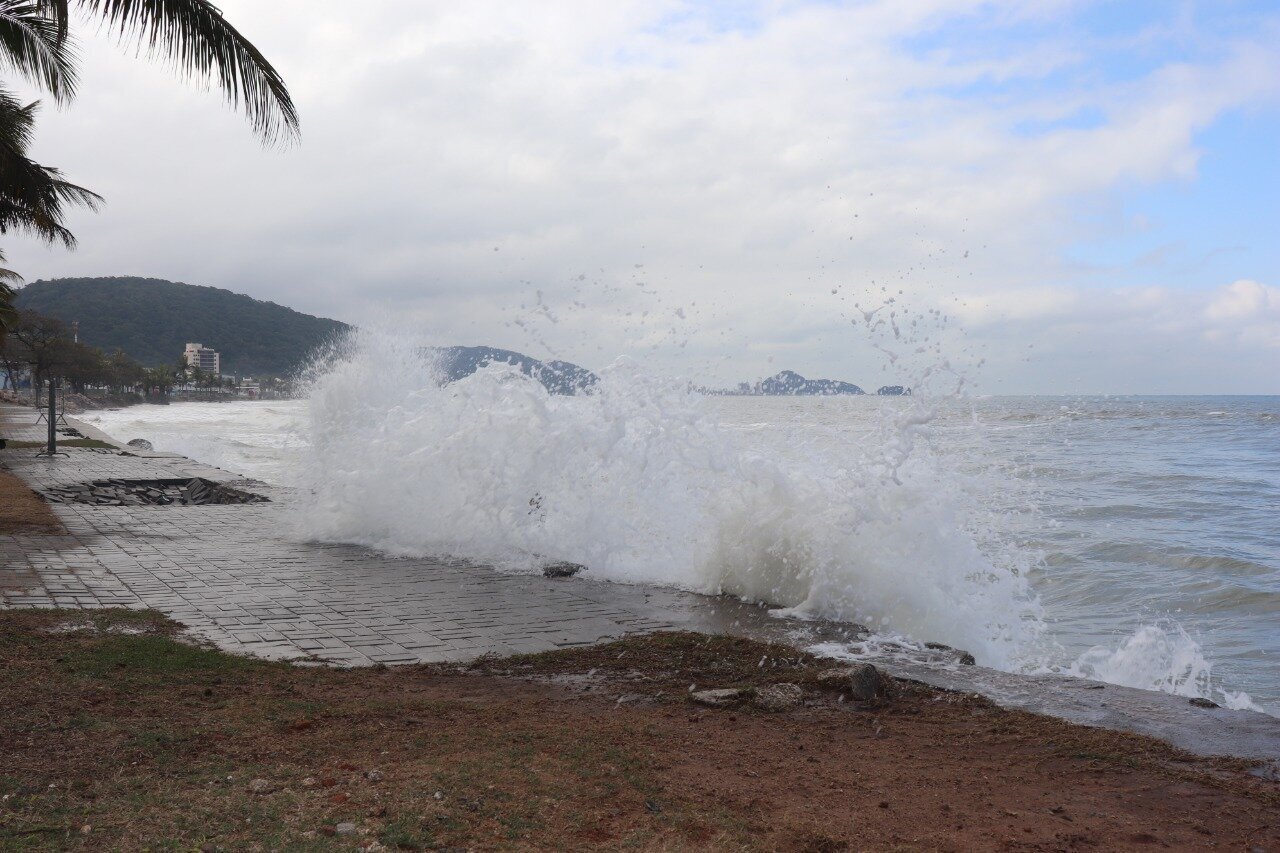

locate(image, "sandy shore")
[[1, 610, 1277, 850]]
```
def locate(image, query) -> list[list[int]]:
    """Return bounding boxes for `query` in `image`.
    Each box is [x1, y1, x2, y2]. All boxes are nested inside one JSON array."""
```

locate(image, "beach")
[[3, 398, 1280, 848]]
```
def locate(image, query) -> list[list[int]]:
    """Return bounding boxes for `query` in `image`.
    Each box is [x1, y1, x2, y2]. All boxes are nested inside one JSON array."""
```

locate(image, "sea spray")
[[1066, 623, 1263, 712], [298, 326, 1047, 669], [87, 368, 1272, 710]]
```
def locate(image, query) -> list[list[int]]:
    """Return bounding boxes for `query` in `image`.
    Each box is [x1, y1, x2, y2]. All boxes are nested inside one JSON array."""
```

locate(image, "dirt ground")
[[0, 468, 65, 534], [0, 610, 1276, 851]]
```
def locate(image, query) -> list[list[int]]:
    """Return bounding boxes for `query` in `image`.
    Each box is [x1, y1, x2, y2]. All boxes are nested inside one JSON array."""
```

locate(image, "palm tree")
[[0, 247, 24, 332], [0, 0, 296, 256]]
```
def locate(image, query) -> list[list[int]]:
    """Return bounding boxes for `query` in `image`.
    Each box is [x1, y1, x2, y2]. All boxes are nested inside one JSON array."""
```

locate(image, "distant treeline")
[[13, 277, 349, 376], [1, 310, 290, 404]]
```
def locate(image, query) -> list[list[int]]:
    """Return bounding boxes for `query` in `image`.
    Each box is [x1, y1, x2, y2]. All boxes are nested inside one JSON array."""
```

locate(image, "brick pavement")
[[1, 403, 788, 665]]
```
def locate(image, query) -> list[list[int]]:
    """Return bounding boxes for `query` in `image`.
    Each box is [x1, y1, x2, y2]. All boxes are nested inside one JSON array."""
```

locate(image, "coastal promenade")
[[4, 402, 1280, 763], [0, 403, 770, 666]]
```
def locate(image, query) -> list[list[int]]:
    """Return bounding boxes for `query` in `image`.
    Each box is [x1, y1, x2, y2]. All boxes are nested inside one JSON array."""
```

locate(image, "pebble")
[[335, 822, 357, 835], [247, 778, 275, 795], [690, 687, 746, 707], [366, 769, 384, 782], [752, 683, 804, 712]]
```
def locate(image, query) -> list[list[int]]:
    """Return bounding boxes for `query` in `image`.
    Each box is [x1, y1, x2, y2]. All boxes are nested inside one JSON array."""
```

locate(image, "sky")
[[7, 0, 1280, 394]]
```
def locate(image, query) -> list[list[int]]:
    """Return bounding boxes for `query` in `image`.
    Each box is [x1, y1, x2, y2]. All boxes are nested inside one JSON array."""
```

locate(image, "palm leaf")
[[0, 259, 18, 331], [0, 89, 103, 246], [0, 0, 78, 101], [77, 0, 298, 143]]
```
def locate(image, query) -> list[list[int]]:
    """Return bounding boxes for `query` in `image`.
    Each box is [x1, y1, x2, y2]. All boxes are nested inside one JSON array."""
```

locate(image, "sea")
[[82, 340, 1279, 715]]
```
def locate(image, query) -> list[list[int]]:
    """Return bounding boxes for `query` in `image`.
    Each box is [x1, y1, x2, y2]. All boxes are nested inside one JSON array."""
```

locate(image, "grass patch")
[[61, 634, 253, 680]]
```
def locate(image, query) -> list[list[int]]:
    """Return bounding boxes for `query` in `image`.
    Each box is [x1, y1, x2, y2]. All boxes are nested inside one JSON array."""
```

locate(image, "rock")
[[335, 822, 357, 835], [752, 683, 804, 712], [365, 769, 384, 782], [247, 778, 275, 795], [300, 776, 318, 788], [1189, 697, 1219, 709], [690, 688, 746, 707], [542, 561, 585, 578], [816, 663, 885, 701], [924, 641, 976, 666], [126, 438, 153, 450]]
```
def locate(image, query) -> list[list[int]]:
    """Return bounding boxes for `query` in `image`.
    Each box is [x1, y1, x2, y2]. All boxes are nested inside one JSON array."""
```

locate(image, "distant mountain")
[[13, 277, 349, 376], [433, 345, 597, 395], [757, 370, 864, 396]]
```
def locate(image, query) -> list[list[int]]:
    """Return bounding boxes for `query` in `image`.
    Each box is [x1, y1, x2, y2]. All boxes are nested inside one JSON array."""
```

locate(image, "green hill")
[[13, 277, 349, 376]]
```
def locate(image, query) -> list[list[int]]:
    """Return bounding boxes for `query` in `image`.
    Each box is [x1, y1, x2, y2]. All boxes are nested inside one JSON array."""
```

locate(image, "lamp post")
[[47, 377, 56, 454], [35, 376, 66, 457]]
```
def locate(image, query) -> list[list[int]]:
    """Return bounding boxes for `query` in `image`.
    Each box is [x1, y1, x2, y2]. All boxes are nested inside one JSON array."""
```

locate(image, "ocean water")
[[84, 347, 1279, 714]]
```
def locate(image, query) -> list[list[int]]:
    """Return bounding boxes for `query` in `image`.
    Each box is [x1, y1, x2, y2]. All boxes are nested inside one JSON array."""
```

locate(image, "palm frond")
[[0, 91, 103, 247], [0, 0, 78, 101], [77, 0, 298, 143], [0, 278, 18, 332], [34, 0, 68, 41], [0, 86, 36, 151]]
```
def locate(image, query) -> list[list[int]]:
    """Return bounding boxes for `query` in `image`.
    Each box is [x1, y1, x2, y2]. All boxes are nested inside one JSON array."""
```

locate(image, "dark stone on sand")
[[126, 438, 153, 450], [1189, 697, 1219, 709], [817, 663, 885, 701]]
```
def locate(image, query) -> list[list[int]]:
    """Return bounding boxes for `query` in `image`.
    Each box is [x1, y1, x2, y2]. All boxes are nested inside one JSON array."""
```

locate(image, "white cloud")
[[6, 0, 1279, 392]]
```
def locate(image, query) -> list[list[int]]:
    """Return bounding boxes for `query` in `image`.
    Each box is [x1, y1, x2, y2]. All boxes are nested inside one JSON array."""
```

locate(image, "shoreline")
[[2, 402, 1279, 767], [2, 403, 1279, 847]]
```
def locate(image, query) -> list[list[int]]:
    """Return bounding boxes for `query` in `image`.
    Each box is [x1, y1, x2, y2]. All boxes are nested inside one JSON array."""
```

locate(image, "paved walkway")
[[0, 403, 782, 665]]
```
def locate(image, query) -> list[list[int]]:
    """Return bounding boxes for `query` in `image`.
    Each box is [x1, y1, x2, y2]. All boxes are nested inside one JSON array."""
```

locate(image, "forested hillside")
[[14, 277, 349, 376]]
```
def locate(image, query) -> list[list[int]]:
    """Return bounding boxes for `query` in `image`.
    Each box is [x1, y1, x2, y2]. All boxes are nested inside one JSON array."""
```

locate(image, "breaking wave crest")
[[300, 328, 1043, 669], [1067, 624, 1262, 712], [298, 327, 1261, 710]]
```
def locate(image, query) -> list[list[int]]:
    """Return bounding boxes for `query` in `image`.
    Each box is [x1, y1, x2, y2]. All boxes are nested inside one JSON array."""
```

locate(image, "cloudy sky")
[[9, 0, 1280, 393]]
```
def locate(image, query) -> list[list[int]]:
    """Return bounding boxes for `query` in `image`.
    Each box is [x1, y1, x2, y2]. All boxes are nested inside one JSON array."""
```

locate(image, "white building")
[[183, 343, 221, 374]]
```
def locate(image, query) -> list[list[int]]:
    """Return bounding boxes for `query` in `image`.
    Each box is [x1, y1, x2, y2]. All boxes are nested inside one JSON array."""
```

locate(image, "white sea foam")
[[299, 327, 1049, 670], [1066, 624, 1262, 712], [98, 327, 1264, 711]]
